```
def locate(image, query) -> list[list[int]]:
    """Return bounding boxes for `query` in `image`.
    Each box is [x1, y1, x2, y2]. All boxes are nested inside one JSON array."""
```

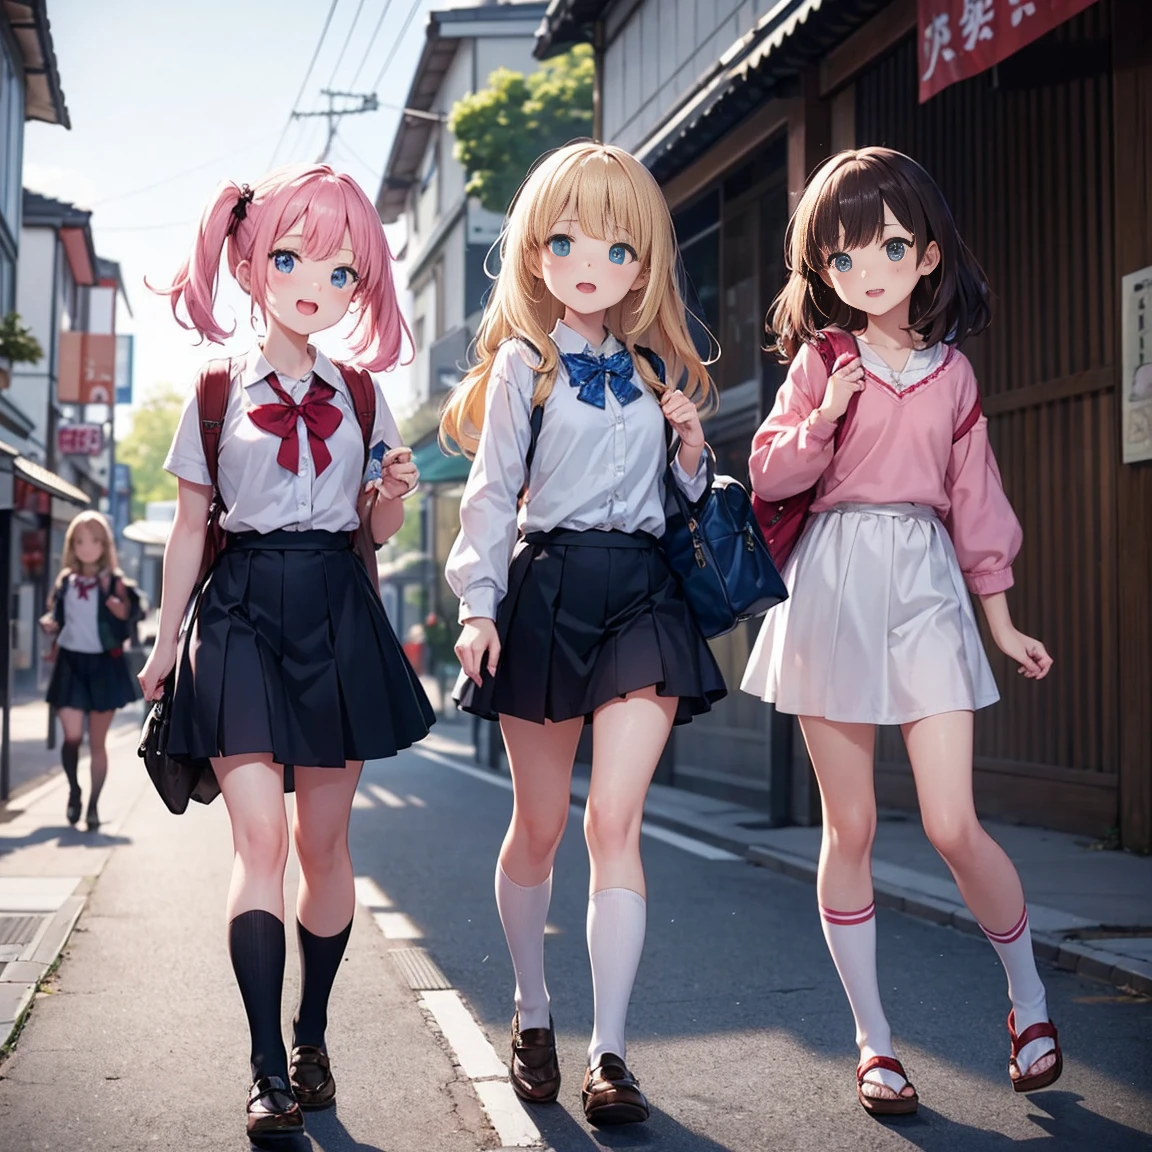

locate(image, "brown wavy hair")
[[440, 142, 717, 457], [767, 147, 991, 362]]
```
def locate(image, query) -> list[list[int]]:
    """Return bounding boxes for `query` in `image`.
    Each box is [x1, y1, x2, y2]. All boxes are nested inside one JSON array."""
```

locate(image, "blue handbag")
[[638, 347, 789, 639]]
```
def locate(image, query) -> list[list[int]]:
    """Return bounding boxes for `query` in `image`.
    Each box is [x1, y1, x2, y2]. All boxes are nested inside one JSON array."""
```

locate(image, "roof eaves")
[[5, 0, 71, 127], [533, 0, 610, 60]]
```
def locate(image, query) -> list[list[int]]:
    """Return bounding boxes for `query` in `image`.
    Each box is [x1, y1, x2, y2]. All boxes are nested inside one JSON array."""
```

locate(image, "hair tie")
[[227, 184, 255, 236]]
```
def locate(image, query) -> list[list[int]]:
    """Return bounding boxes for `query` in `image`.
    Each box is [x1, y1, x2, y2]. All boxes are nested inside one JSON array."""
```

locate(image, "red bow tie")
[[247, 372, 344, 476], [74, 576, 97, 600]]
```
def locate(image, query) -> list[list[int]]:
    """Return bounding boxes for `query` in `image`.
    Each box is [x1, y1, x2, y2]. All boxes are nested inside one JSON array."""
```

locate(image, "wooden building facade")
[[535, 0, 1152, 848]]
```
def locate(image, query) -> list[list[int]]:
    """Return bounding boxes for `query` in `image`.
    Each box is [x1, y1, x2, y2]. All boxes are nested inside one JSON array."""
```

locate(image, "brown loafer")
[[289, 1044, 336, 1109], [509, 1012, 561, 1103], [246, 1075, 303, 1137], [581, 1053, 649, 1125]]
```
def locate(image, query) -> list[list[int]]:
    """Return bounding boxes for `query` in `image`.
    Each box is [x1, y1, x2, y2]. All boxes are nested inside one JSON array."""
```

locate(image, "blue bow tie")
[[561, 349, 642, 409]]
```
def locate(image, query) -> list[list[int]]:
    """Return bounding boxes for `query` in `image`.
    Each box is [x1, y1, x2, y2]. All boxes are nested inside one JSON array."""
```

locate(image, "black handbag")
[[137, 681, 219, 813]]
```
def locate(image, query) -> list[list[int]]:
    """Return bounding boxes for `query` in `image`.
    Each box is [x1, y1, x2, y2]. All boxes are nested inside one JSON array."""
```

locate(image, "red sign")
[[918, 0, 1098, 103], [58, 423, 105, 456], [57, 331, 117, 404]]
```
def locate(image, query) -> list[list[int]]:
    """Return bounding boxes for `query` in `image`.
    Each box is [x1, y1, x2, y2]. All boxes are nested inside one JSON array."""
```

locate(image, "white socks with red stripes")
[[820, 902, 908, 1095], [495, 864, 553, 1031], [587, 887, 647, 1067], [982, 907, 1054, 1076]]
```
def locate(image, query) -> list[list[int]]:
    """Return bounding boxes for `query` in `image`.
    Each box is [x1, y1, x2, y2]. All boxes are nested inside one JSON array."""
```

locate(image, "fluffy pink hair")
[[150, 164, 410, 372]]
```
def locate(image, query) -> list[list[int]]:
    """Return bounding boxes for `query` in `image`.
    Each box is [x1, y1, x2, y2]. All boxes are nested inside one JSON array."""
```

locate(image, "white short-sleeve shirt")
[[164, 346, 402, 535], [58, 575, 103, 654]]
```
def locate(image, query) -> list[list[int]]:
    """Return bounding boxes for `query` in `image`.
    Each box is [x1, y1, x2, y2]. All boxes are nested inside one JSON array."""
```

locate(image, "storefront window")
[[0, 36, 23, 240], [673, 191, 720, 365]]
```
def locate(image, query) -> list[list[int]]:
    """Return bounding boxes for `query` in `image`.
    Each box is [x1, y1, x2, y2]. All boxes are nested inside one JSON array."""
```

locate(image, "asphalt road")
[[0, 733, 1149, 1152]]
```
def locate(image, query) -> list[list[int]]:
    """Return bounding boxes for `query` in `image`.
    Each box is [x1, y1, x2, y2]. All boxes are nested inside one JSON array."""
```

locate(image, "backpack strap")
[[811, 329, 861, 450], [953, 392, 983, 442], [334, 362, 376, 465], [195, 359, 233, 493]]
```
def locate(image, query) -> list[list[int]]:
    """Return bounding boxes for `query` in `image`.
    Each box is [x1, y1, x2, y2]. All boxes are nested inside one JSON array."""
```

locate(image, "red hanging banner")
[[917, 0, 1098, 103]]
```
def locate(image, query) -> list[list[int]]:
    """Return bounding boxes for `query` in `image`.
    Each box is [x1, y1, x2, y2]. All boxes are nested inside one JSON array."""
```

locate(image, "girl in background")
[[41, 510, 141, 831], [138, 164, 433, 1139], [743, 148, 1060, 1114], [442, 142, 724, 1126]]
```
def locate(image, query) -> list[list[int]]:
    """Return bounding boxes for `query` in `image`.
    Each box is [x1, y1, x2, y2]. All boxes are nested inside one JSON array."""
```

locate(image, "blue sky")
[[24, 0, 444, 422]]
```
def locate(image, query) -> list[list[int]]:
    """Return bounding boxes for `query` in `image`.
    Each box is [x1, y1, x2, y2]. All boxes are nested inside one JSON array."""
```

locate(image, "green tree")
[[117, 386, 183, 518], [449, 45, 594, 216]]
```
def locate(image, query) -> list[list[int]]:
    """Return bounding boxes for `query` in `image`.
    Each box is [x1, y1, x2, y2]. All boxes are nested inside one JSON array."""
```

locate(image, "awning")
[[631, 0, 891, 183], [123, 519, 172, 547], [412, 437, 472, 485], [13, 456, 90, 505]]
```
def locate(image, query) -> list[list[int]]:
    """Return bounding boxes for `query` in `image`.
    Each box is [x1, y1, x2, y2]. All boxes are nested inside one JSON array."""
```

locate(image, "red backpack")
[[750, 330, 982, 569], [194, 359, 382, 595]]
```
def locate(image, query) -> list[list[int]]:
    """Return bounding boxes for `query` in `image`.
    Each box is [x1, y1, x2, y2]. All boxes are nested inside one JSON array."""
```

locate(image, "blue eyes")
[[546, 236, 637, 264], [827, 238, 913, 273], [270, 250, 358, 288]]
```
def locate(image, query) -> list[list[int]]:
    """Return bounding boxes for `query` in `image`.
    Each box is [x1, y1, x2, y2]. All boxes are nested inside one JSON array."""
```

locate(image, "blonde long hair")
[[59, 511, 120, 580], [440, 142, 717, 456]]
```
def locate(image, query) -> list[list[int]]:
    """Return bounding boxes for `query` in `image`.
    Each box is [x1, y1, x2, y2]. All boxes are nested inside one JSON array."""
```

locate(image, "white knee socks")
[[495, 864, 553, 1031], [587, 887, 647, 1067], [820, 903, 906, 1092], [982, 907, 1053, 1074]]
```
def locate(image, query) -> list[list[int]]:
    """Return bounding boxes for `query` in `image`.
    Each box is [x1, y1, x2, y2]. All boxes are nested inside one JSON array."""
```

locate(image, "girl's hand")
[[818, 352, 865, 422], [660, 390, 704, 448], [105, 579, 130, 621], [993, 628, 1053, 679], [38, 612, 59, 637], [455, 617, 500, 687], [364, 447, 418, 501], [138, 635, 179, 702]]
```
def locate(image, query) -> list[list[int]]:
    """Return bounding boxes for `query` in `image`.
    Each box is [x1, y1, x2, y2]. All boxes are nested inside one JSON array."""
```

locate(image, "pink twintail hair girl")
[[149, 164, 410, 372]]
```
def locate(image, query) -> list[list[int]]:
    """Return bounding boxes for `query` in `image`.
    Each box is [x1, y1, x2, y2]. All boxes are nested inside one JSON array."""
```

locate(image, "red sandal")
[[856, 1055, 919, 1116], [1008, 1010, 1063, 1092]]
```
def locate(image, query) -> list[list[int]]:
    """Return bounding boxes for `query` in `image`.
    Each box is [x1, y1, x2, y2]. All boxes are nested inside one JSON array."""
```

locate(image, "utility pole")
[[293, 90, 380, 162]]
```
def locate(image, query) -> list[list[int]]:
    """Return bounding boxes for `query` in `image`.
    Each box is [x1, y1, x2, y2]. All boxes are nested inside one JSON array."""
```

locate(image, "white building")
[[376, 1, 548, 408]]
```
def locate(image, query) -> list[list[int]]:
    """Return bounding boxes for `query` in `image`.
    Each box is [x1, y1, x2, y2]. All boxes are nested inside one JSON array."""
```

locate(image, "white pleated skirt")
[[740, 503, 999, 725]]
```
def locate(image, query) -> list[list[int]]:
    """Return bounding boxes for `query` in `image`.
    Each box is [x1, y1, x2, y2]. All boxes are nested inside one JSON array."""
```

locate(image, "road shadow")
[[525, 1098, 744, 1152], [303, 1105, 390, 1151], [0, 824, 132, 855]]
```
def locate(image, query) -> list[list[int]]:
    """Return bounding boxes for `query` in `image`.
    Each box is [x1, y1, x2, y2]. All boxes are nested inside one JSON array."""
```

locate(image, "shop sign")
[[918, 0, 1098, 102], [58, 423, 105, 456]]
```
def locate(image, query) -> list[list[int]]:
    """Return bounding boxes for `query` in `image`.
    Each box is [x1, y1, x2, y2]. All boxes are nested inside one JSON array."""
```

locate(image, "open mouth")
[[576, 282, 597, 294], [865, 288, 885, 298], [296, 300, 319, 315]]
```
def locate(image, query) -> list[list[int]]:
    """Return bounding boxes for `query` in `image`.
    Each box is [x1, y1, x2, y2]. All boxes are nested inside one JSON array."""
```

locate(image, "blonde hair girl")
[[443, 142, 724, 1127], [42, 510, 142, 830]]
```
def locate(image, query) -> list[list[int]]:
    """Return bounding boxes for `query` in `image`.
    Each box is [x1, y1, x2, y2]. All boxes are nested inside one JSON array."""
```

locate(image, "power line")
[[371, 0, 423, 91], [349, 0, 399, 89], [268, 0, 342, 169], [326, 0, 369, 88]]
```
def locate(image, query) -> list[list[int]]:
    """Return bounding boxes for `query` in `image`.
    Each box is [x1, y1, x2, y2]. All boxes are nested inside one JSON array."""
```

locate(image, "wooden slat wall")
[[854, 7, 1120, 834]]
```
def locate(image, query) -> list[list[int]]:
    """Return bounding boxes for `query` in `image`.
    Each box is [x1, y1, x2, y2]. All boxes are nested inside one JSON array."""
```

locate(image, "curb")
[[611, 799, 1152, 1002], [0, 892, 87, 1053]]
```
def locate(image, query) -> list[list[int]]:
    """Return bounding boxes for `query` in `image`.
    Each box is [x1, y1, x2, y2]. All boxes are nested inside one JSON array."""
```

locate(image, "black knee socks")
[[293, 918, 353, 1050], [61, 740, 81, 795], [228, 910, 288, 1082]]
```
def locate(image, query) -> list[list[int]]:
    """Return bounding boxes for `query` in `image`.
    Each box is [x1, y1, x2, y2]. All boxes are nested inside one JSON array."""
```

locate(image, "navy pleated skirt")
[[457, 528, 726, 726], [168, 529, 434, 789], [47, 647, 140, 712]]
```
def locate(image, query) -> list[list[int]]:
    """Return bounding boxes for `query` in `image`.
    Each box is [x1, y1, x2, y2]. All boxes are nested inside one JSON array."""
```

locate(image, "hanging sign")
[[918, 0, 1098, 103]]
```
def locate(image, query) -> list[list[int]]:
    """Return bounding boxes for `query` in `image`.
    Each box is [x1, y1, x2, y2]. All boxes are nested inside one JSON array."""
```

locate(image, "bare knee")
[[823, 808, 876, 868], [509, 809, 567, 869], [923, 812, 983, 865], [233, 816, 288, 875], [584, 799, 640, 861]]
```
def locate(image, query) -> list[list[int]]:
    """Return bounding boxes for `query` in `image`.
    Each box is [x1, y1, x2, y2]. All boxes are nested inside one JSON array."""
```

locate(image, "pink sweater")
[[749, 341, 1021, 595]]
